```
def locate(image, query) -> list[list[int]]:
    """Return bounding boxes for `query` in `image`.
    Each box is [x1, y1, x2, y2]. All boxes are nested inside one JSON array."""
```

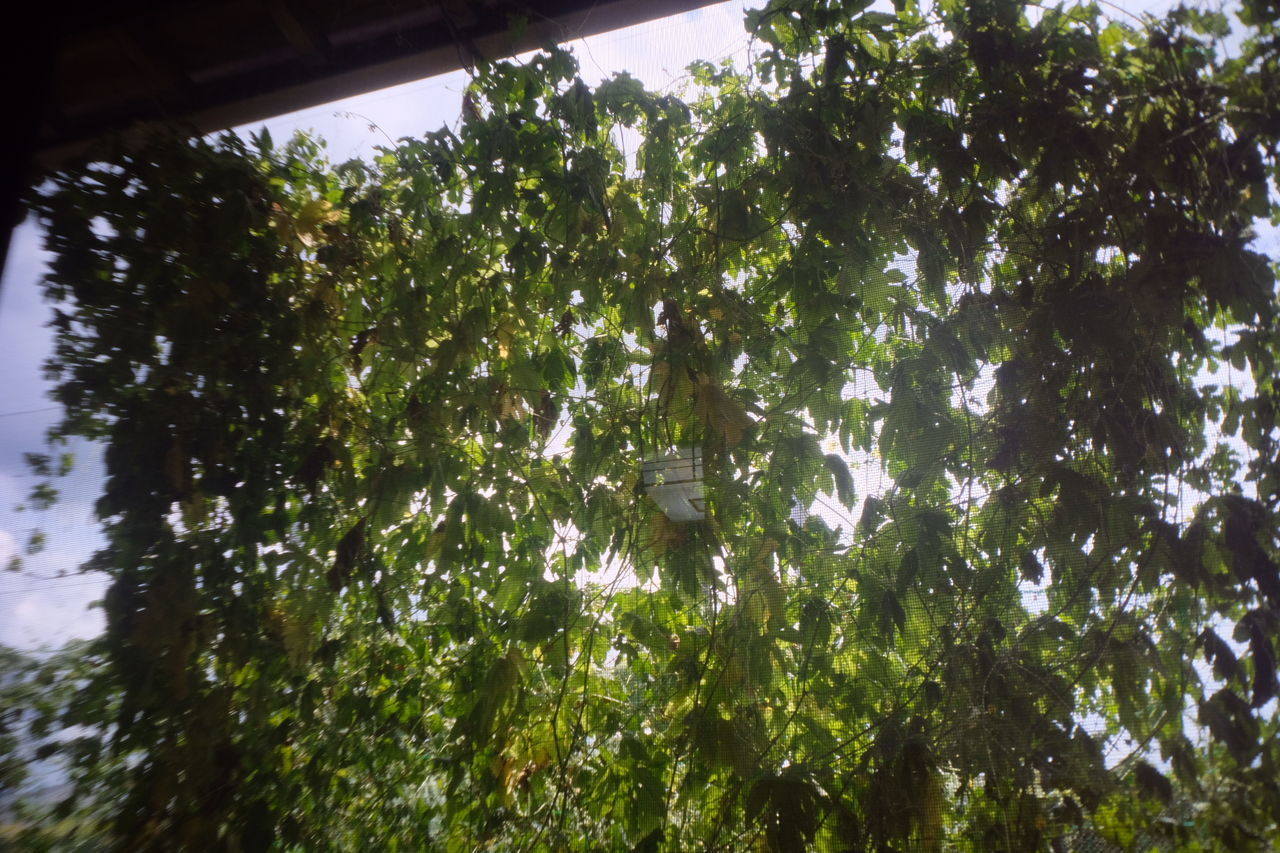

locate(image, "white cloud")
[[0, 555, 107, 649]]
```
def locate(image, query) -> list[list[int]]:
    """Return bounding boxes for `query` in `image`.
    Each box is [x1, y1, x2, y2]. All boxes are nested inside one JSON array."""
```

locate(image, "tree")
[[17, 0, 1280, 849], [1, 642, 113, 851]]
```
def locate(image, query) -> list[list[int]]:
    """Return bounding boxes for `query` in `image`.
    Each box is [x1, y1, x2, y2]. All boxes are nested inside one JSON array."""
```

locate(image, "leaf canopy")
[[12, 0, 1280, 850]]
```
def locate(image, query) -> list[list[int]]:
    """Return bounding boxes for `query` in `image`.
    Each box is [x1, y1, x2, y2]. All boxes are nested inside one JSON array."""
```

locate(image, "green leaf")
[[824, 453, 855, 508]]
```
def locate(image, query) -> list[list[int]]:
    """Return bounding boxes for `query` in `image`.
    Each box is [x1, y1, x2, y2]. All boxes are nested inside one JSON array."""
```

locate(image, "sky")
[[0, 0, 1265, 651]]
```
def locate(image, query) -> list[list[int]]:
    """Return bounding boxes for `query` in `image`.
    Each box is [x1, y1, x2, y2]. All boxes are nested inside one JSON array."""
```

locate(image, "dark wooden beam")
[[115, 23, 192, 99], [267, 0, 330, 66], [35, 0, 723, 166], [2, 5, 56, 293]]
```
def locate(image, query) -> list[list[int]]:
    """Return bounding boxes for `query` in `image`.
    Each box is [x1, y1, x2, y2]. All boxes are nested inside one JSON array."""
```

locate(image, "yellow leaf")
[[496, 390, 523, 420], [496, 319, 518, 360], [281, 612, 310, 671], [739, 538, 783, 629], [695, 378, 753, 446], [294, 198, 341, 247], [921, 767, 944, 853], [647, 511, 685, 553]]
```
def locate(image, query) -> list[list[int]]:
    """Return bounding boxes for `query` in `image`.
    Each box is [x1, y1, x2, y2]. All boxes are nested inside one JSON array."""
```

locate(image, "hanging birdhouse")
[[643, 447, 705, 522]]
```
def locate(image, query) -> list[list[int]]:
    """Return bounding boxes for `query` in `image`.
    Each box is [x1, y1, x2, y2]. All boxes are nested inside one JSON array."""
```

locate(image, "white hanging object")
[[643, 447, 705, 522]]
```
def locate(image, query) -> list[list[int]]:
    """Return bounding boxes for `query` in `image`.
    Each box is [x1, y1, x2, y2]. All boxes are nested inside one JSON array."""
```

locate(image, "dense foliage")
[[11, 0, 1280, 849]]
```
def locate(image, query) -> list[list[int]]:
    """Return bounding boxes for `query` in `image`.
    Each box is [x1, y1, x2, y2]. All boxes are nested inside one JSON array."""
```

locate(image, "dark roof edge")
[[36, 0, 725, 168]]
